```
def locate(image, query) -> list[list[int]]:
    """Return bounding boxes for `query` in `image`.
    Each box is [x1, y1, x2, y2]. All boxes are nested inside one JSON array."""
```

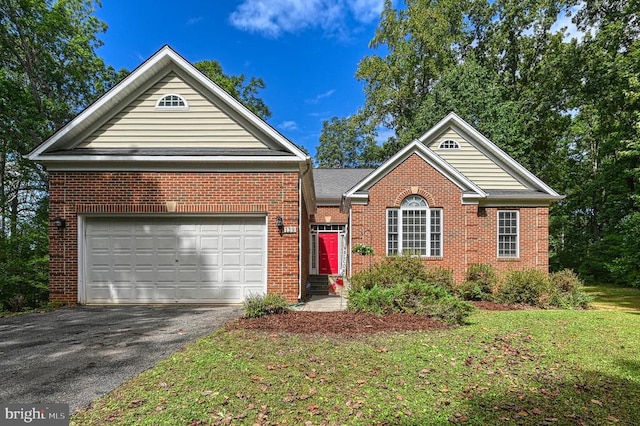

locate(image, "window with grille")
[[498, 210, 519, 257], [387, 195, 442, 257], [156, 94, 188, 109], [438, 139, 460, 149]]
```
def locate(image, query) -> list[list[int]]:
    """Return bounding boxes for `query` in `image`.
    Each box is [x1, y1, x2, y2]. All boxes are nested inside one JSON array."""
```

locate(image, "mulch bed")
[[226, 311, 451, 335], [226, 302, 524, 336]]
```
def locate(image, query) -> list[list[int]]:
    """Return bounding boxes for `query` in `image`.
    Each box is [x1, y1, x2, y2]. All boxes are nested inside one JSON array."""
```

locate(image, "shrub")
[[496, 269, 551, 306], [351, 256, 453, 292], [457, 263, 498, 301], [347, 285, 397, 315], [494, 268, 591, 309], [348, 281, 474, 325], [423, 267, 455, 294], [243, 293, 290, 318], [548, 269, 591, 308]]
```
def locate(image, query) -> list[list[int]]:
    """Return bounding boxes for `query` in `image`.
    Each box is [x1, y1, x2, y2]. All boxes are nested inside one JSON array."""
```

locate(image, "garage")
[[82, 216, 266, 304]]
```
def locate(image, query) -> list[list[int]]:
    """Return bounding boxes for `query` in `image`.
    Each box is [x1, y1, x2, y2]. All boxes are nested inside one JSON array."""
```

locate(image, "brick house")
[[28, 46, 562, 305]]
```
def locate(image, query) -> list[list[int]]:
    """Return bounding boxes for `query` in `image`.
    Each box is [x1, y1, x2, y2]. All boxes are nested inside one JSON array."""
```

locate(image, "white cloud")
[[278, 120, 299, 131], [306, 89, 336, 104], [349, 0, 384, 23], [229, 0, 385, 38], [186, 16, 204, 26]]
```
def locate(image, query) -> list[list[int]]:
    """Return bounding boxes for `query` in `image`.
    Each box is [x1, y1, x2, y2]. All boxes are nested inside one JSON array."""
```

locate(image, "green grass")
[[73, 306, 640, 425], [584, 283, 640, 311]]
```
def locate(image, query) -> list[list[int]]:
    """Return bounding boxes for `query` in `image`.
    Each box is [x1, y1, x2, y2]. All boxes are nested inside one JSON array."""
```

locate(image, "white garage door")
[[83, 216, 266, 304]]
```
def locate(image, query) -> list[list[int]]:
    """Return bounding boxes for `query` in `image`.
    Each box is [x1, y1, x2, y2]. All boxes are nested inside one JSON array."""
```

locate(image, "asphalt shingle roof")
[[313, 168, 374, 200]]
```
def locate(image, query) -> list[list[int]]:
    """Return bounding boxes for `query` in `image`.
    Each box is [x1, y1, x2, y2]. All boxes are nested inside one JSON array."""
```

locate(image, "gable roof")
[[27, 45, 308, 168], [343, 140, 487, 209], [342, 113, 562, 209], [418, 112, 562, 199], [314, 168, 374, 204]]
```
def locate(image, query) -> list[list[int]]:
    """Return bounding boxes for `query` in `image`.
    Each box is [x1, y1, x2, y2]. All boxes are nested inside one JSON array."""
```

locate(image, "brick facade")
[[349, 154, 550, 282], [49, 171, 302, 304], [311, 206, 348, 224]]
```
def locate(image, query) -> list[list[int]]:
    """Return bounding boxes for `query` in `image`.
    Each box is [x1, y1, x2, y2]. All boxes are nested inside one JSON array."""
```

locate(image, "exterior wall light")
[[52, 216, 67, 230], [275, 215, 284, 234]]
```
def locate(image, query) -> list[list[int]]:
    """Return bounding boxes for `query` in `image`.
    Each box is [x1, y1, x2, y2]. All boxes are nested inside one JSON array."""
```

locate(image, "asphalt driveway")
[[0, 305, 242, 412]]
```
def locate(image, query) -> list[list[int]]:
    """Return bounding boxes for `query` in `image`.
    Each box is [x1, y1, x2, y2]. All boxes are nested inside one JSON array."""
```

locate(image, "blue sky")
[[94, 0, 388, 157]]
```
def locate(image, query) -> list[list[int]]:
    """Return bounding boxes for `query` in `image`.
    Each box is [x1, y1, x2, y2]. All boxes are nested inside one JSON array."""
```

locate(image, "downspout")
[[348, 204, 352, 279], [298, 158, 312, 301]]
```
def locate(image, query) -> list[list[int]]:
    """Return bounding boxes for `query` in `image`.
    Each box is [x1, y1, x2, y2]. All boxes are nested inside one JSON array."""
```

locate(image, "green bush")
[[496, 269, 551, 305], [243, 293, 290, 318], [548, 269, 591, 308], [347, 281, 474, 325], [495, 268, 590, 309], [347, 285, 397, 315], [423, 267, 455, 294], [0, 221, 49, 312], [351, 256, 453, 293], [457, 263, 498, 301]]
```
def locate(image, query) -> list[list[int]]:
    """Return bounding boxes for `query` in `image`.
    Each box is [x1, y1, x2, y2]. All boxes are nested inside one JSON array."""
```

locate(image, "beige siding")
[[428, 129, 526, 190], [79, 73, 266, 149]]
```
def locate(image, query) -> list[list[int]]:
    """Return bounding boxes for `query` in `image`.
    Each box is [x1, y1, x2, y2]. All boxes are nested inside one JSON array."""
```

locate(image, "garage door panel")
[[222, 236, 241, 249], [245, 236, 264, 250], [245, 253, 264, 266], [245, 269, 264, 283], [85, 216, 266, 304], [135, 237, 154, 250], [222, 253, 241, 266]]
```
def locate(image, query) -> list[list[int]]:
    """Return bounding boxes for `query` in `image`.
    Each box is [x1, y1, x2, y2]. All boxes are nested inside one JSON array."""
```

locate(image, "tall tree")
[[195, 60, 271, 120], [315, 115, 380, 168], [0, 0, 117, 310]]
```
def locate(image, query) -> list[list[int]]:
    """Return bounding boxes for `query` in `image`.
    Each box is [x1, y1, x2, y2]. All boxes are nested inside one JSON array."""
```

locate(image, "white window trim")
[[386, 198, 443, 257], [155, 93, 189, 110], [438, 139, 460, 149], [497, 210, 520, 258]]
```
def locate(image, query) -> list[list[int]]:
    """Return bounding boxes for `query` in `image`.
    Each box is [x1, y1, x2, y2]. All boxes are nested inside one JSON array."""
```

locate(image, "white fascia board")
[[349, 193, 369, 203], [419, 112, 561, 198], [40, 157, 302, 172], [480, 199, 554, 207]]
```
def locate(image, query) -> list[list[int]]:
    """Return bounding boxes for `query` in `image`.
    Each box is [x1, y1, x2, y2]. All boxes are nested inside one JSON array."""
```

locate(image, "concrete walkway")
[[294, 295, 347, 312]]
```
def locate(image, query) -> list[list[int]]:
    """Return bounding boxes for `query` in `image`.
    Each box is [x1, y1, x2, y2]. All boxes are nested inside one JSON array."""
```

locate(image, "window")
[[387, 195, 442, 256], [156, 94, 188, 109], [438, 139, 460, 149], [498, 210, 519, 257]]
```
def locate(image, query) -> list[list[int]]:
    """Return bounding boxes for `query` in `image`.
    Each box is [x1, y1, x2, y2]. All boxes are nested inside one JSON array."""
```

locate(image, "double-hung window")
[[387, 195, 442, 256], [497, 210, 519, 257]]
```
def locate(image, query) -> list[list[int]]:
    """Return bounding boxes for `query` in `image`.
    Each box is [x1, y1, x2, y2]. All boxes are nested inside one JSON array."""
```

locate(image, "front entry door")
[[318, 232, 339, 275]]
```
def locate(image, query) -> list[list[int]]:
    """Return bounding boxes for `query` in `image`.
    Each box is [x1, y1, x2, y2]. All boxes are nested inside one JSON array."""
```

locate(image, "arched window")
[[155, 94, 188, 109], [387, 195, 442, 256], [438, 139, 460, 149]]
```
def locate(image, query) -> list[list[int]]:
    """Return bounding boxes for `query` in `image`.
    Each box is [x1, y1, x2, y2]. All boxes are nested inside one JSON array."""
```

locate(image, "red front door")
[[318, 232, 339, 275]]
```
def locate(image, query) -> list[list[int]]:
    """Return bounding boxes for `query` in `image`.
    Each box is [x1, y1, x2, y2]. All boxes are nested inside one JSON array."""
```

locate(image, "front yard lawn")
[[73, 303, 640, 425], [584, 283, 640, 312]]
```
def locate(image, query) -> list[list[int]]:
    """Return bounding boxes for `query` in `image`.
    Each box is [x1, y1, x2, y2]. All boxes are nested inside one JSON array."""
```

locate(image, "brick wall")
[[349, 154, 550, 282], [311, 206, 347, 223], [49, 171, 301, 304]]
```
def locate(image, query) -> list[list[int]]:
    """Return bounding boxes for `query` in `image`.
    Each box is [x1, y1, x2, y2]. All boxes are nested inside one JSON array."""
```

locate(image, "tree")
[[195, 60, 271, 120], [0, 0, 118, 310], [315, 115, 380, 168]]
